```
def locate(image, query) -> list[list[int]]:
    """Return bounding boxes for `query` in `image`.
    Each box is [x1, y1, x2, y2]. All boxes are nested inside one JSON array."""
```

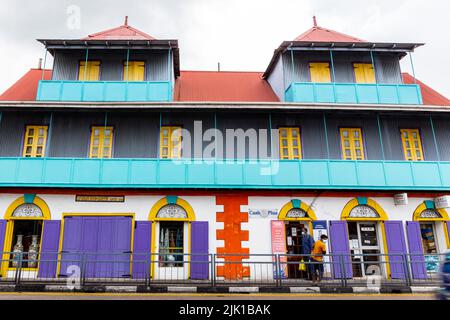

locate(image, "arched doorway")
[[149, 196, 197, 280], [277, 199, 317, 279], [412, 201, 449, 273], [341, 197, 388, 278], [2, 195, 50, 277]]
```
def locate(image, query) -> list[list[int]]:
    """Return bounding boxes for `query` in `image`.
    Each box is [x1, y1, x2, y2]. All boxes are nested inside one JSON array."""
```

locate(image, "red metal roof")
[[402, 73, 450, 106], [82, 18, 155, 40], [174, 71, 279, 102], [294, 25, 366, 42], [0, 69, 52, 101]]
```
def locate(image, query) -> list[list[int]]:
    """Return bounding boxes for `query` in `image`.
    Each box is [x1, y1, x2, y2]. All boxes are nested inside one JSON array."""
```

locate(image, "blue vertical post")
[[125, 48, 130, 101], [376, 113, 385, 160], [214, 112, 218, 160], [290, 46, 295, 84], [46, 112, 54, 157], [329, 49, 337, 102], [41, 48, 48, 81], [269, 113, 273, 159], [168, 45, 172, 100], [409, 52, 417, 84], [323, 112, 330, 159], [429, 114, 441, 161], [370, 50, 381, 103], [80, 47, 89, 101]]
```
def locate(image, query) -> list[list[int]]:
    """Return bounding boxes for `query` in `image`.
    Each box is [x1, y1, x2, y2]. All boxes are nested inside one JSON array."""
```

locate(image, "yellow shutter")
[[124, 61, 145, 81], [340, 128, 365, 160], [89, 126, 113, 158], [160, 126, 182, 159], [22, 126, 48, 158], [279, 127, 302, 160], [353, 63, 376, 84], [400, 129, 424, 161], [78, 61, 101, 81], [309, 63, 331, 83]]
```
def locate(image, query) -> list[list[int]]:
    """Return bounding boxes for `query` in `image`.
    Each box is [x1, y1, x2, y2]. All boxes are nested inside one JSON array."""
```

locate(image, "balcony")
[[1, 158, 450, 190], [36, 80, 173, 102], [285, 82, 423, 105]]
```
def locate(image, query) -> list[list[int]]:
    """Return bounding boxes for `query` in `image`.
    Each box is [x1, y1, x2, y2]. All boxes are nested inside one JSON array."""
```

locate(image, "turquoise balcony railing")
[[1, 158, 450, 190], [36, 80, 173, 102], [285, 82, 423, 105]]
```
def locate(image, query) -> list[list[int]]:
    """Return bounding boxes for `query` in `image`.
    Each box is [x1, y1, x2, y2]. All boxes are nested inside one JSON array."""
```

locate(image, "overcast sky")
[[0, 0, 449, 97]]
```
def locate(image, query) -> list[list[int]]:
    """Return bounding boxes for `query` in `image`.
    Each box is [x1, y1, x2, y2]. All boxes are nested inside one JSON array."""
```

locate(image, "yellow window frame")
[[353, 63, 376, 84], [160, 126, 182, 159], [340, 128, 365, 160], [78, 60, 101, 81], [400, 129, 424, 161], [309, 62, 332, 83], [89, 126, 114, 158], [123, 61, 145, 81], [22, 125, 48, 158], [279, 127, 302, 160]]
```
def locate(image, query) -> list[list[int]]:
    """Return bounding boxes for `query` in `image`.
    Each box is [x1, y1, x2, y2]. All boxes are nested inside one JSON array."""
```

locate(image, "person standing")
[[300, 226, 315, 280], [311, 234, 328, 284]]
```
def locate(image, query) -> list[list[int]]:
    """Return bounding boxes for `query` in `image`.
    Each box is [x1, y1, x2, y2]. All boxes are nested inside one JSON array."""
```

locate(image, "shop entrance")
[[285, 221, 309, 279], [419, 222, 439, 255], [348, 221, 381, 278]]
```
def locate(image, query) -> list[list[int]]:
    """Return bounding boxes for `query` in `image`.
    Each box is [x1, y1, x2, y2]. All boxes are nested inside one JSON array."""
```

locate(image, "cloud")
[[0, 0, 448, 98]]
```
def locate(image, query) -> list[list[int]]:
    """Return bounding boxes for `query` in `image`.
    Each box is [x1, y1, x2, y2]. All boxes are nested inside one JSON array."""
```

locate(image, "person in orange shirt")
[[311, 234, 328, 283]]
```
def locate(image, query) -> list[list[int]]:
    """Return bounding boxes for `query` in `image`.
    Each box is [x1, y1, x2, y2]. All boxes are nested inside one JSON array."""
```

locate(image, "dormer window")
[[123, 61, 145, 81], [309, 63, 331, 83], [353, 63, 376, 84], [78, 61, 101, 81]]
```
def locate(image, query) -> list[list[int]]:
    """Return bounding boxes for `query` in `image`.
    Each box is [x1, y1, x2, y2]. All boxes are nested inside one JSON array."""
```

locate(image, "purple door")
[[0, 220, 7, 256], [329, 221, 353, 279], [190, 221, 209, 280], [132, 221, 152, 279], [384, 221, 408, 279], [61, 216, 132, 278], [38, 221, 61, 278], [406, 221, 427, 279]]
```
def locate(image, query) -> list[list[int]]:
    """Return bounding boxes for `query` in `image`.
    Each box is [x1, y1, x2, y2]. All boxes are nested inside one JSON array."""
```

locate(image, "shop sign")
[[434, 196, 450, 209], [75, 195, 125, 203], [248, 209, 278, 219], [394, 193, 408, 206], [271, 221, 287, 279]]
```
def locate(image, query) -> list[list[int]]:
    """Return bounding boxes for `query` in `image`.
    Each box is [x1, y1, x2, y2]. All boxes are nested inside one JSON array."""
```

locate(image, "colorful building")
[[0, 17, 449, 284]]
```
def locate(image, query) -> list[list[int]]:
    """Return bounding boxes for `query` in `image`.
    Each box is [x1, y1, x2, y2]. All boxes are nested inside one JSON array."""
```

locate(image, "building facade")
[[0, 18, 449, 283]]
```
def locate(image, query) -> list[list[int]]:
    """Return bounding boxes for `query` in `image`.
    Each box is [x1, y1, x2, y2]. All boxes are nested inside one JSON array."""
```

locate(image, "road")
[[0, 292, 435, 300]]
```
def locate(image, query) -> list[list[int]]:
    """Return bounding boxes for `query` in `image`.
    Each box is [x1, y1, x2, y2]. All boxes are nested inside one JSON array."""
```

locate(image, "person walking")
[[311, 234, 328, 284], [300, 226, 315, 280]]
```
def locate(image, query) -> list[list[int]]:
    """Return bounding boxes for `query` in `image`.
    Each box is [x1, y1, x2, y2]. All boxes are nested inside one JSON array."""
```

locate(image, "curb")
[[410, 286, 440, 294]]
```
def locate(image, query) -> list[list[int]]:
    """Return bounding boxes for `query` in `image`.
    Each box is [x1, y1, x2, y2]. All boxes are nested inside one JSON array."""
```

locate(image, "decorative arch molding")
[[4, 195, 51, 220], [278, 199, 317, 221], [341, 197, 388, 221], [413, 201, 449, 221], [148, 196, 196, 221]]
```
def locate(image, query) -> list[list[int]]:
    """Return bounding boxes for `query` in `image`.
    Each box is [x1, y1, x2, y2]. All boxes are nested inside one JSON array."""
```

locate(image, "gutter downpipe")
[[41, 45, 48, 81], [46, 112, 54, 157]]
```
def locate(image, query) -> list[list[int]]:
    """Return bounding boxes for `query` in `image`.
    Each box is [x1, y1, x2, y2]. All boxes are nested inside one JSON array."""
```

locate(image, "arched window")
[[286, 208, 308, 219], [348, 205, 380, 219], [156, 204, 188, 219], [12, 204, 44, 218]]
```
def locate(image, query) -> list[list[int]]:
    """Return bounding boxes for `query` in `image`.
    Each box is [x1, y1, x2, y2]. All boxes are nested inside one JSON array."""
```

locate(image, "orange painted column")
[[216, 195, 250, 280]]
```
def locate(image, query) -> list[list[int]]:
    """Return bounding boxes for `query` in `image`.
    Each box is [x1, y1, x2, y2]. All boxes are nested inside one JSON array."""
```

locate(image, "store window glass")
[[9, 220, 43, 268], [420, 223, 438, 254], [159, 222, 184, 267]]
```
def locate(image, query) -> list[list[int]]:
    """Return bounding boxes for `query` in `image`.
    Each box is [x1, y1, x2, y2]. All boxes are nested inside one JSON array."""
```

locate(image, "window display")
[[9, 220, 43, 268], [420, 223, 437, 254], [159, 222, 184, 267]]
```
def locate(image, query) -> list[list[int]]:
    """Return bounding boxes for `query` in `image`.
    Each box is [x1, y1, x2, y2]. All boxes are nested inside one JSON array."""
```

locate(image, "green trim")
[[357, 197, 368, 205], [24, 194, 36, 204], [291, 199, 301, 209], [424, 200, 435, 210], [166, 196, 178, 205]]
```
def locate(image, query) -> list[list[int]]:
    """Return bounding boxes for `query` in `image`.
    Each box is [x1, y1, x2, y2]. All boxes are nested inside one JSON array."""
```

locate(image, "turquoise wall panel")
[[384, 163, 414, 186], [148, 82, 172, 102], [61, 82, 83, 101], [101, 160, 129, 184], [38, 82, 62, 101], [315, 84, 335, 103], [301, 161, 329, 185], [356, 85, 378, 104], [158, 161, 186, 185], [356, 162, 385, 186], [83, 82, 105, 101], [16, 159, 44, 183], [411, 162, 441, 186], [0, 159, 18, 183], [295, 83, 315, 103], [72, 160, 101, 184], [129, 160, 157, 184], [335, 84, 358, 103], [216, 161, 243, 185], [378, 85, 399, 104], [328, 161, 358, 185], [398, 85, 422, 104], [188, 162, 215, 185], [43, 159, 72, 183], [438, 163, 450, 186], [127, 82, 148, 101], [104, 82, 126, 102], [243, 162, 273, 185], [273, 161, 300, 185]]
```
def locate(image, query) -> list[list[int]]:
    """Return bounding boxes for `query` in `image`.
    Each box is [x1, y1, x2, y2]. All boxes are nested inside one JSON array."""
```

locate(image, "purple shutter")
[[384, 221, 408, 279], [38, 221, 61, 278], [60, 217, 83, 277], [132, 221, 152, 279], [329, 221, 353, 279], [82, 217, 99, 278], [447, 222, 450, 248], [0, 220, 7, 255], [190, 221, 209, 280], [406, 221, 427, 279]]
